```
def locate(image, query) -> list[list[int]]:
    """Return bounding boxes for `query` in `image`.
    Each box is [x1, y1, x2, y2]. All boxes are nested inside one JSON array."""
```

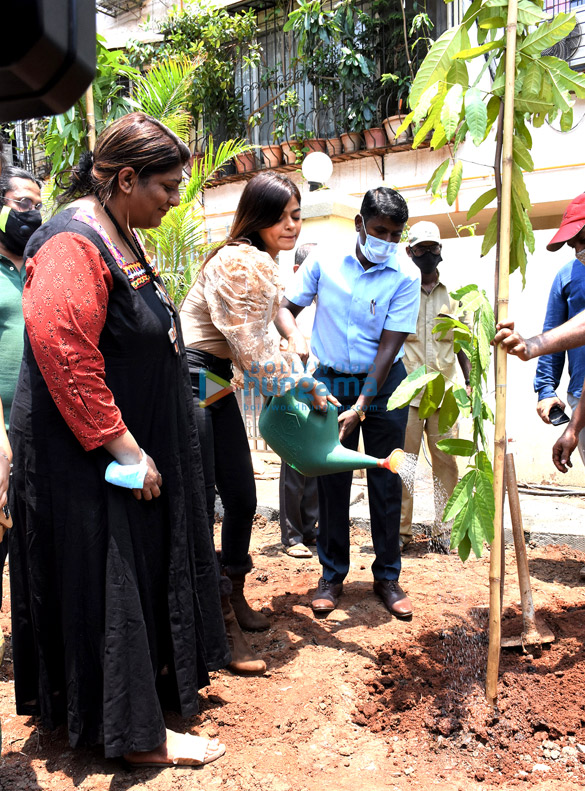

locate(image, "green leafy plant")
[[387, 286, 496, 561], [43, 36, 138, 183], [272, 90, 300, 142], [126, 57, 195, 142], [141, 137, 255, 305], [143, 0, 261, 144], [395, 0, 585, 282], [387, 0, 585, 560]]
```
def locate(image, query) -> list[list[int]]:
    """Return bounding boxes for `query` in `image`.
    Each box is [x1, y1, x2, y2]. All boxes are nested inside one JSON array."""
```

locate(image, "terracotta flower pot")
[[363, 127, 386, 149], [234, 151, 257, 174], [262, 144, 282, 168], [305, 138, 326, 153], [383, 115, 412, 146], [326, 137, 343, 157], [280, 140, 299, 165], [340, 131, 362, 153]]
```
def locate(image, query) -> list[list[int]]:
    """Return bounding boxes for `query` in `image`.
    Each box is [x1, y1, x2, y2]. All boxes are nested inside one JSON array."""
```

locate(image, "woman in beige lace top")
[[180, 173, 335, 675]]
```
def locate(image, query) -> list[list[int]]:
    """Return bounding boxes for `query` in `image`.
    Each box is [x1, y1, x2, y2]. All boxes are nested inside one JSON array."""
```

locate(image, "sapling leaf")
[[458, 533, 472, 562], [419, 372, 446, 419], [413, 84, 439, 126], [459, 289, 485, 314], [517, 0, 551, 26], [467, 504, 486, 558], [441, 84, 464, 140], [430, 123, 448, 150], [443, 471, 476, 521], [560, 107, 574, 132], [512, 135, 534, 171], [450, 506, 471, 549], [481, 212, 498, 256], [454, 39, 504, 60], [433, 316, 471, 338], [426, 158, 450, 194], [436, 438, 476, 456], [476, 451, 493, 482], [438, 386, 460, 434], [467, 187, 497, 220], [541, 55, 585, 99], [465, 87, 488, 145], [387, 368, 440, 410], [472, 390, 484, 419], [451, 284, 479, 300], [446, 160, 463, 205], [518, 12, 576, 56], [410, 27, 464, 107], [477, 320, 492, 373], [446, 60, 468, 89]]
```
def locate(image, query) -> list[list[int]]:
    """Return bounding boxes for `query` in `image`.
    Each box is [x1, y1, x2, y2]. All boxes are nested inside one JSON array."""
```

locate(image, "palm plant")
[[127, 57, 195, 142], [141, 136, 254, 305]]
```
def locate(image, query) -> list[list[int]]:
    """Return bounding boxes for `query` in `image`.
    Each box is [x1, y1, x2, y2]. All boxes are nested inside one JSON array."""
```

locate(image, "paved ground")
[[249, 450, 585, 552]]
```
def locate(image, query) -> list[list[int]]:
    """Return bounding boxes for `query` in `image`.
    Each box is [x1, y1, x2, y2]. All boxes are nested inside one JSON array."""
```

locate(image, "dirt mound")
[[2, 518, 585, 790]]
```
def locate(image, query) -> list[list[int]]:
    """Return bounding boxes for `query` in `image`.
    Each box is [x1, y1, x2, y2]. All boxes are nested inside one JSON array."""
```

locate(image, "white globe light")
[[302, 151, 333, 185]]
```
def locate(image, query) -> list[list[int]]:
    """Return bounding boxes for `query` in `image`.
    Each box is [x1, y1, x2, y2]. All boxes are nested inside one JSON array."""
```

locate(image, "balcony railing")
[[195, 0, 429, 158]]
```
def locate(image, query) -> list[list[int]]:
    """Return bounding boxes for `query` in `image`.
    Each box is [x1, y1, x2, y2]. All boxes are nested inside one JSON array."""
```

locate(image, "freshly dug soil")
[[1, 515, 585, 791]]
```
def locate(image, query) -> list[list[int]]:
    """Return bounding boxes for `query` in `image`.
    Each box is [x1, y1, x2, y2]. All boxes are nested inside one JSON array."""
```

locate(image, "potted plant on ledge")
[[273, 89, 301, 165]]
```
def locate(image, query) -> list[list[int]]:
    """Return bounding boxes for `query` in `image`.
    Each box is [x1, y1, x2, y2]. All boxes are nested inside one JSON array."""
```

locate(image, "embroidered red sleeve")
[[23, 232, 127, 451]]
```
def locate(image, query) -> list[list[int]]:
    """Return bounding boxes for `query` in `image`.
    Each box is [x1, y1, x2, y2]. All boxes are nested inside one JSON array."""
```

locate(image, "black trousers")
[[187, 348, 256, 573], [279, 461, 318, 546], [314, 361, 408, 583]]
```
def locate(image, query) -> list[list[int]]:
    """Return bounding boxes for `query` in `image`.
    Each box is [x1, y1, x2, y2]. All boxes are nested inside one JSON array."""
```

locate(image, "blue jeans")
[[314, 361, 408, 583]]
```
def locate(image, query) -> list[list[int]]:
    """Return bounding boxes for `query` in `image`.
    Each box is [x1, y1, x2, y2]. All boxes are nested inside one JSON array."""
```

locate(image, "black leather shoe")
[[373, 580, 413, 619], [311, 577, 343, 613]]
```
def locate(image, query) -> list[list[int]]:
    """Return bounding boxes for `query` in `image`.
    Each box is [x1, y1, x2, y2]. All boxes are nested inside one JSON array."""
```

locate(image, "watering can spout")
[[258, 391, 405, 477]]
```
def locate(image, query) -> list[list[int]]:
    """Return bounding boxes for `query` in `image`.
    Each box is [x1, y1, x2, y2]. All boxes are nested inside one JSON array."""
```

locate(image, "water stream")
[[392, 451, 453, 551]]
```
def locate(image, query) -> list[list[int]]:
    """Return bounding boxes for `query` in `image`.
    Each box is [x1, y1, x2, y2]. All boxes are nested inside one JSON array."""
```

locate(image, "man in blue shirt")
[[535, 193, 585, 464], [276, 187, 420, 619]]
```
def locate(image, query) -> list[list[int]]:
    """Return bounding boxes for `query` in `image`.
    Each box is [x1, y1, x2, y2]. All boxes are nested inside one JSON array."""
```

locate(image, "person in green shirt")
[[0, 165, 43, 429]]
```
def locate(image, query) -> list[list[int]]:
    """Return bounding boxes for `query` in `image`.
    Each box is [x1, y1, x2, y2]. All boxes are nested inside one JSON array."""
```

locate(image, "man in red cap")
[[533, 193, 585, 469]]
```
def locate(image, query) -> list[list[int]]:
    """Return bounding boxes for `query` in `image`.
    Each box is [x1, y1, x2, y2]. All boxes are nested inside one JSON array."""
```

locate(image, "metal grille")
[[1, 121, 47, 177], [232, 0, 429, 148], [96, 0, 144, 17]]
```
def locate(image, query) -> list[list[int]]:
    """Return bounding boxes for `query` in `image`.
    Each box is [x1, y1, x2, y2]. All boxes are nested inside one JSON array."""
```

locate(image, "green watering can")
[[258, 390, 404, 477]]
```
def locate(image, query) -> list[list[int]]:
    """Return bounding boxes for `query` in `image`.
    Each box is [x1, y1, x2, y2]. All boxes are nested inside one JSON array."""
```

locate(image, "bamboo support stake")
[[505, 454, 536, 629], [486, 0, 518, 708], [85, 85, 96, 151]]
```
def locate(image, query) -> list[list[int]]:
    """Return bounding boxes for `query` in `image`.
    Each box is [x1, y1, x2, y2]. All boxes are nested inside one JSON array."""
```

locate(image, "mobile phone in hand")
[[549, 405, 570, 426], [0, 504, 12, 530]]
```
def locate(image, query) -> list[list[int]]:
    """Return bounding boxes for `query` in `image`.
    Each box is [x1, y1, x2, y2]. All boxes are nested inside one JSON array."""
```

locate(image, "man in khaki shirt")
[[400, 222, 471, 551]]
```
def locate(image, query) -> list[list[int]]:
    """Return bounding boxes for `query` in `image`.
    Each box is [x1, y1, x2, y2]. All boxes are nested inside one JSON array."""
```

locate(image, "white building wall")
[[97, 1, 585, 486]]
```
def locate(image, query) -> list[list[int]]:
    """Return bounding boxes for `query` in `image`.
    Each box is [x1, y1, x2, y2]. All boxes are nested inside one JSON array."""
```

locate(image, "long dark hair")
[[208, 172, 301, 262], [56, 112, 191, 207]]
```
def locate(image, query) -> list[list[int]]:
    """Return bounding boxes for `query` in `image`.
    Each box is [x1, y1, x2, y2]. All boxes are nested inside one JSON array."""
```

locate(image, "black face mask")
[[412, 250, 442, 275], [0, 205, 42, 256]]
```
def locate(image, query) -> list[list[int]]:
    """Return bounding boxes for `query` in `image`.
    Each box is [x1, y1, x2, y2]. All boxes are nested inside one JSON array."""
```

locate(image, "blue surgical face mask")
[[358, 217, 398, 264]]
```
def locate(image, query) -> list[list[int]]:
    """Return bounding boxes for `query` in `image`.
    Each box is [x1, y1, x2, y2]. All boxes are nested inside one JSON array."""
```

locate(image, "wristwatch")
[[350, 404, 366, 422]]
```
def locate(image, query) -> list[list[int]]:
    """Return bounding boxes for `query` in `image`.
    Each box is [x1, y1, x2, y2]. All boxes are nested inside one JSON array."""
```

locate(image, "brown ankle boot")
[[221, 596, 266, 676], [228, 573, 270, 631]]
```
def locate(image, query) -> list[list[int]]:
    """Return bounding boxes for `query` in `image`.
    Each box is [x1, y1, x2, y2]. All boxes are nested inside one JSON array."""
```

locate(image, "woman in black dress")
[[8, 113, 228, 767]]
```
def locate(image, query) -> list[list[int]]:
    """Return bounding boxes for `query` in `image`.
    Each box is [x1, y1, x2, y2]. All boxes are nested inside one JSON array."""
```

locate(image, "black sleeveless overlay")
[[8, 208, 229, 757]]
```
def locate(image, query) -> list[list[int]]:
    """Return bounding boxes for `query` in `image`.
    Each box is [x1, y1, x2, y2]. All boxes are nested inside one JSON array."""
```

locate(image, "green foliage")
[[140, 137, 254, 305], [388, 287, 496, 561], [131, 0, 261, 141], [43, 38, 198, 201], [395, 0, 585, 283], [43, 36, 138, 183], [126, 57, 195, 142]]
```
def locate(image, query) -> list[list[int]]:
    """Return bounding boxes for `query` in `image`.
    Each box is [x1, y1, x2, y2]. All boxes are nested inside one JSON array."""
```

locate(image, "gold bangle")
[[350, 404, 366, 422]]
